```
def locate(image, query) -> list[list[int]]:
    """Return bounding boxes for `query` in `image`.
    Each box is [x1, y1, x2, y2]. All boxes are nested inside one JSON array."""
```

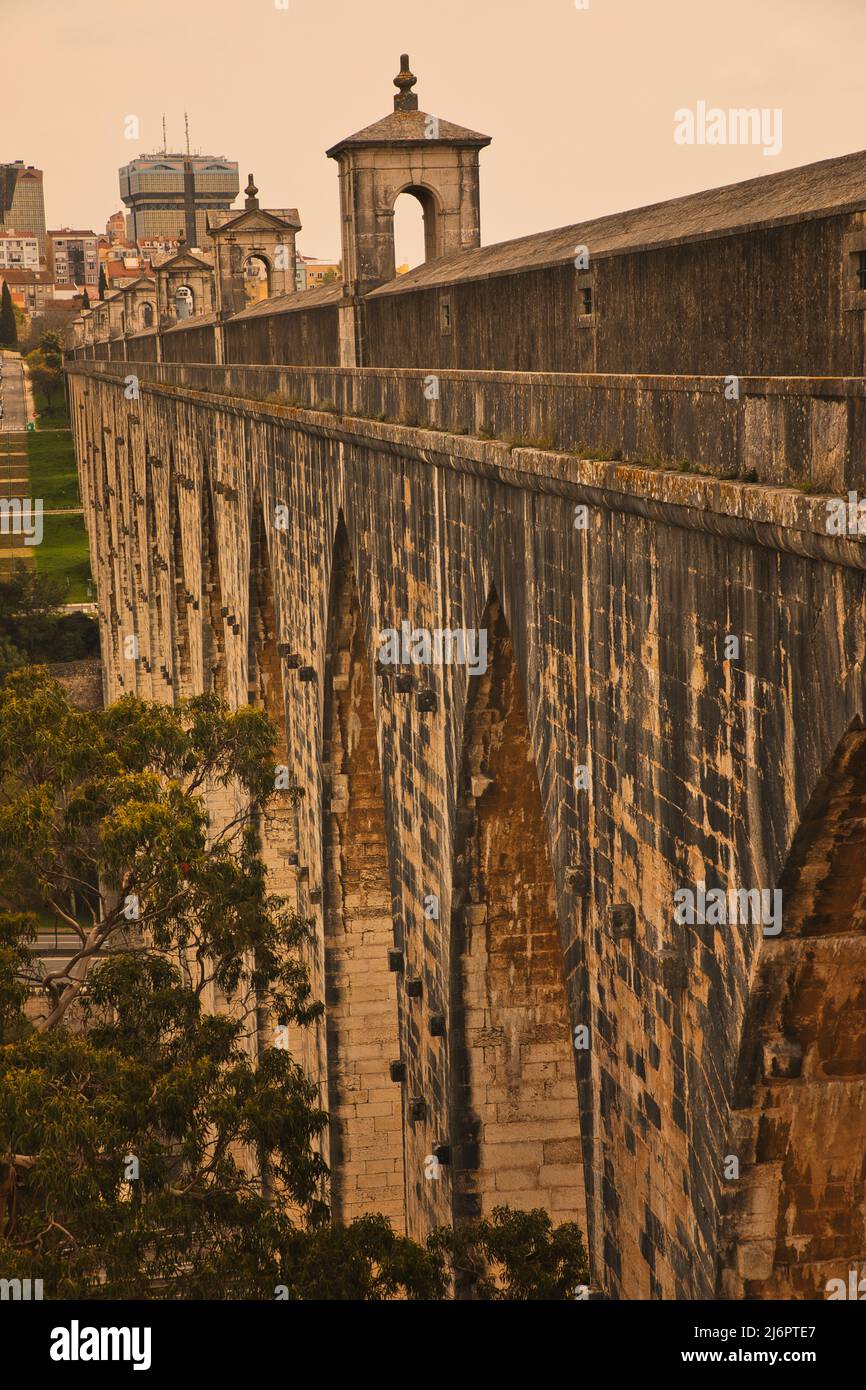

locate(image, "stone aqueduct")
[[65, 60, 866, 1299]]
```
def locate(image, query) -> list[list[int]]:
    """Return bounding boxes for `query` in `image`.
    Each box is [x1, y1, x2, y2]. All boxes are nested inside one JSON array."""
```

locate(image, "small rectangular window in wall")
[[581, 286, 593, 315], [439, 296, 452, 335], [843, 237, 866, 310]]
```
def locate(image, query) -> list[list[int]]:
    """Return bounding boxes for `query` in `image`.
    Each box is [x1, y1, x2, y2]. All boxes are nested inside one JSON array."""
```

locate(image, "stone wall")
[[68, 208, 866, 379], [366, 214, 866, 376], [44, 659, 104, 710], [69, 358, 866, 493], [162, 322, 217, 365], [67, 360, 866, 1299], [225, 302, 341, 368]]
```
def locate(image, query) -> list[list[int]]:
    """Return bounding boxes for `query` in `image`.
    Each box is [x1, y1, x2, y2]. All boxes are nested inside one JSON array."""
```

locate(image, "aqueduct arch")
[[448, 594, 586, 1233], [201, 482, 228, 701], [722, 719, 866, 1298], [169, 476, 193, 701], [321, 520, 406, 1229], [247, 501, 295, 889]]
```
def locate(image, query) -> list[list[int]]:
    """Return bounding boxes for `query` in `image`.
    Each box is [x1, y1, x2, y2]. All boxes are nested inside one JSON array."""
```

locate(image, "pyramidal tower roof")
[[326, 55, 491, 158]]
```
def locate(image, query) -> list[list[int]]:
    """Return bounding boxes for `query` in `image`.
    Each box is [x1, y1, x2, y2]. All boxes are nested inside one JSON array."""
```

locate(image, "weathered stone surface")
[[66, 360, 866, 1300], [44, 659, 103, 709]]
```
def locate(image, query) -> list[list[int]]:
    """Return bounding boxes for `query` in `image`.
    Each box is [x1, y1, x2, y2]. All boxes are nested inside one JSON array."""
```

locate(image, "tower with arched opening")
[[326, 55, 491, 360], [208, 174, 301, 319]]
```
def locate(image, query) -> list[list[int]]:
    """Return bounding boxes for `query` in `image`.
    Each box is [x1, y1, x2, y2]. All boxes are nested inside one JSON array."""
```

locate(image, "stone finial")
[[393, 53, 418, 112], [244, 174, 259, 211]]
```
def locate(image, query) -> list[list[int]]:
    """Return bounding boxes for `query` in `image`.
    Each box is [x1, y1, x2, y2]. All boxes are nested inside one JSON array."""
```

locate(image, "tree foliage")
[[430, 1205, 590, 1299], [25, 338, 64, 412], [0, 671, 330, 1296], [38, 329, 64, 364], [0, 672, 589, 1300], [0, 281, 17, 347], [0, 565, 99, 676]]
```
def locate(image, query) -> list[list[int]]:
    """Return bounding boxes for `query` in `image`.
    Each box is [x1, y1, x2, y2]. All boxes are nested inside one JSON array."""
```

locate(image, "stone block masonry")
[[67, 360, 866, 1300]]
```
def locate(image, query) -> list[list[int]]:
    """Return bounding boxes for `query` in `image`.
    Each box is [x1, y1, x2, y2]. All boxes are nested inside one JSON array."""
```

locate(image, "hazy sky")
[[4, 0, 866, 266]]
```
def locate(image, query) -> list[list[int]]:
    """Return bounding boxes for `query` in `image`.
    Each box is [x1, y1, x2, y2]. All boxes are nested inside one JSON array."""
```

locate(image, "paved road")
[[0, 350, 28, 432]]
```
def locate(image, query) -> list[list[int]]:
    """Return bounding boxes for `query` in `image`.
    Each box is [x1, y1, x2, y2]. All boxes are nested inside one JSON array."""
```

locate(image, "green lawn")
[[22, 415, 93, 600], [27, 428, 82, 509], [34, 511, 92, 602], [34, 386, 70, 427]]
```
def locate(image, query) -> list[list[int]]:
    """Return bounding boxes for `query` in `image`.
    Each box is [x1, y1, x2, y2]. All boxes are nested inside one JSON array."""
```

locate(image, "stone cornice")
[[67, 363, 866, 570]]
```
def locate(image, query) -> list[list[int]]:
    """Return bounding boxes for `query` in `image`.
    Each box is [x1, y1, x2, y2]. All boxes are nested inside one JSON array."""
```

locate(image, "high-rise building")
[[49, 230, 99, 286], [0, 162, 47, 257], [118, 153, 239, 248]]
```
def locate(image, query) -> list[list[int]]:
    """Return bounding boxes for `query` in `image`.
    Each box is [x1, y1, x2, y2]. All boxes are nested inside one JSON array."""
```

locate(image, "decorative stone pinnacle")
[[393, 53, 418, 112], [245, 174, 259, 210]]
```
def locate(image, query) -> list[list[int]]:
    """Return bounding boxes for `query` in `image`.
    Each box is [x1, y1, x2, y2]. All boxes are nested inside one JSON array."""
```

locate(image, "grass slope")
[[25, 401, 92, 602], [27, 429, 82, 509]]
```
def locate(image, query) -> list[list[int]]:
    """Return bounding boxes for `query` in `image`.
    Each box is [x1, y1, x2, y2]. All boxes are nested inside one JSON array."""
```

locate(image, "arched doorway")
[[243, 255, 271, 305], [393, 188, 437, 273], [140, 301, 154, 329]]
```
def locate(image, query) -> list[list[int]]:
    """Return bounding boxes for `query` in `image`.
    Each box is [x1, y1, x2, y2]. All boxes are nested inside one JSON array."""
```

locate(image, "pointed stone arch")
[[98, 437, 122, 682], [114, 436, 137, 691], [247, 498, 286, 753], [721, 719, 866, 1297], [201, 480, 228, 701], [448, 592, 587, 1238], [142, 449, 162, 697], [128, 426, 152, 696], [320, 516, 405, 1229], [169, 475, 193, 702], [247, 498, 295, 889], [243, 496, 299, 1098]]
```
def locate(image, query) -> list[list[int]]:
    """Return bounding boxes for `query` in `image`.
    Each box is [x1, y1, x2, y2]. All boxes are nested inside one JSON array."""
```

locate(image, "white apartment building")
[[0, 229, 39, 271]]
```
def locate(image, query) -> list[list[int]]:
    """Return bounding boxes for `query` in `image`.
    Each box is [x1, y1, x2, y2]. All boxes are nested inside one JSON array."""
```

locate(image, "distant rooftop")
[[207, 209, 300, 232], [127, 152, 234, 163], [0, 269, 53, 283], [230, 280, 343, 320]]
